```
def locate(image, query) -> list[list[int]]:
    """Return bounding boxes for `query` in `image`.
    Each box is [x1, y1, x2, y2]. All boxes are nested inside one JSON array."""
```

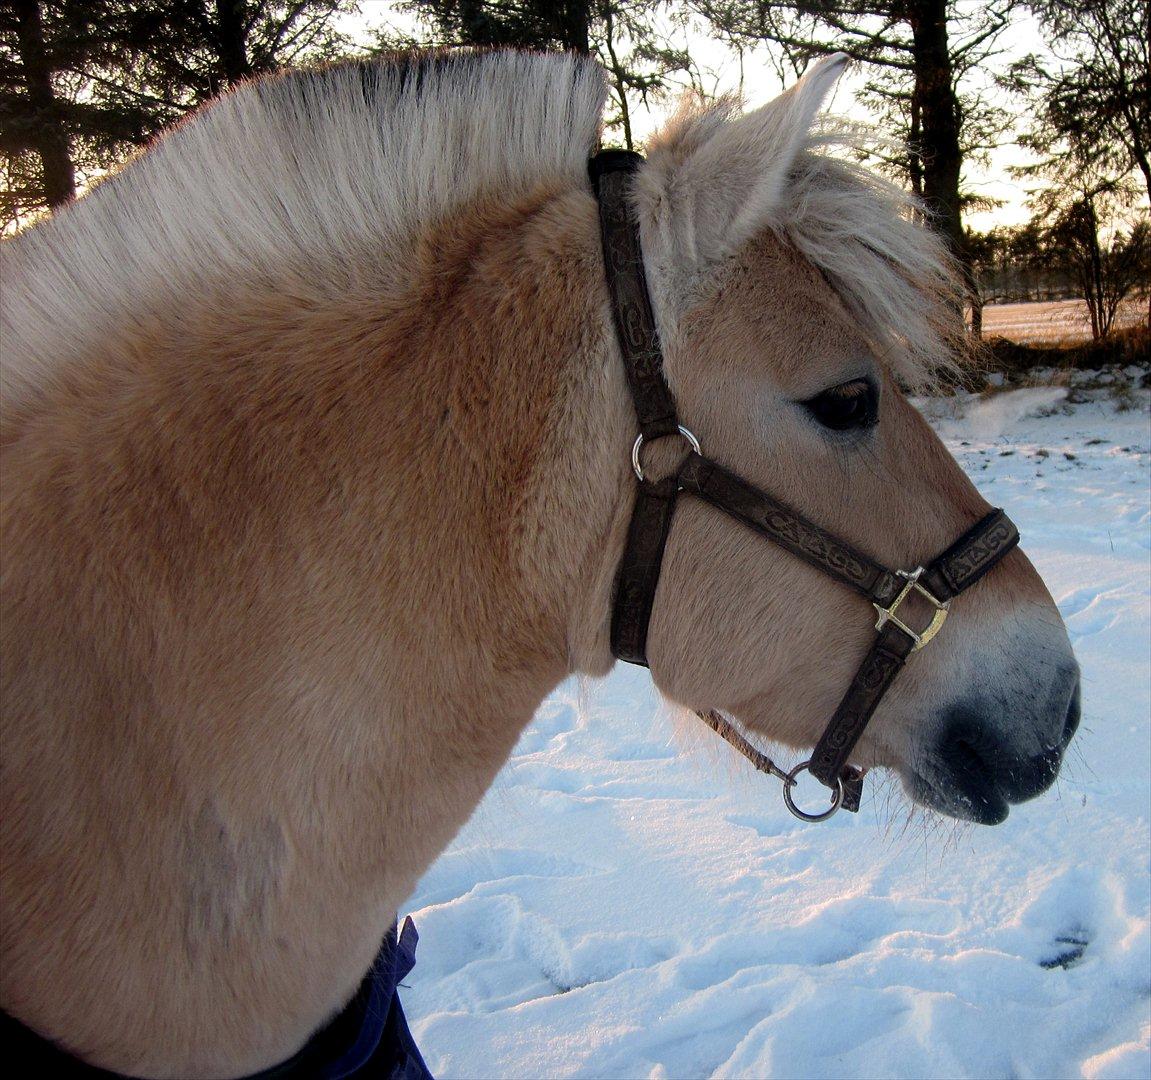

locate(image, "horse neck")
[[196, 179, 637, 884], [198, 179, 637, 1043], [379, 181, 632, 684], [0, 179, 636, 1075], [335, 180, 635, 899]]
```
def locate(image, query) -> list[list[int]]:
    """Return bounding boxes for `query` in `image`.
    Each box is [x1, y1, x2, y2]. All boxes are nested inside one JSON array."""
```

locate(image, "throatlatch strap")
[[611, 478, 680, 666], [678, 453, 903, 606], [589, 151, 679, 441]]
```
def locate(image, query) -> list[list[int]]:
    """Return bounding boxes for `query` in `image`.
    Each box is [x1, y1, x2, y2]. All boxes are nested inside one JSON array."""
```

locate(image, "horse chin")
[[899, 762, 1012, 826]]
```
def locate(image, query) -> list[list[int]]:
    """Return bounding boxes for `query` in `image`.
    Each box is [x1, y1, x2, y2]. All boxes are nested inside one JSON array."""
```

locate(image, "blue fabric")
[[2, 918, 433, 1079], [317, 916, 430, 1080]]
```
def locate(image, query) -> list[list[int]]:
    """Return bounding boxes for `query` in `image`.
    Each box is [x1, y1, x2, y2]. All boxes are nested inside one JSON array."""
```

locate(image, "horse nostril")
[[940, 727, 995, 783], [933, 724, 1008, 824], [1061, 676, 1081, 748]]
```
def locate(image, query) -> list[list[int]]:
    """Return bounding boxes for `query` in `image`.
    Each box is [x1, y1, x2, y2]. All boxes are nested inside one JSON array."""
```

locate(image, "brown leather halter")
[[590, 149, 1021, 822]]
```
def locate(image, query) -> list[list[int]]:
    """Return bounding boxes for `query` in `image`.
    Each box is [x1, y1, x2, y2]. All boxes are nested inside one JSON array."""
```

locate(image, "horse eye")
[[803, 379, 878, 432]]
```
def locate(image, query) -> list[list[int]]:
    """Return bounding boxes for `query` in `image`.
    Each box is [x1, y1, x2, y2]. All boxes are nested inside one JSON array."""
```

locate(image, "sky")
[[348, 1, 1062, 233]]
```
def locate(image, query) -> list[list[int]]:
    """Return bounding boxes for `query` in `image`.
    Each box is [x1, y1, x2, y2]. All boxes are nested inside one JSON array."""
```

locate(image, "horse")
[[1, 50, 1081, 1078]]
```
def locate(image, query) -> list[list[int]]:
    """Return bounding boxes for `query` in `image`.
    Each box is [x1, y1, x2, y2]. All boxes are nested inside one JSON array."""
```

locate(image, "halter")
[[590, 149, 1020, 822]]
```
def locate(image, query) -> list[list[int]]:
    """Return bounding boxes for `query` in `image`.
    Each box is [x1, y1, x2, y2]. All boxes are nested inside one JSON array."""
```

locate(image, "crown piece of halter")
[[589, 149, 1021, 823]]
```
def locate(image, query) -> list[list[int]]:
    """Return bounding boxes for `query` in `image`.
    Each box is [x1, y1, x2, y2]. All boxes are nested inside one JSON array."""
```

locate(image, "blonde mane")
[[1, 52, 608, 402], [2, 51, 959, 405]]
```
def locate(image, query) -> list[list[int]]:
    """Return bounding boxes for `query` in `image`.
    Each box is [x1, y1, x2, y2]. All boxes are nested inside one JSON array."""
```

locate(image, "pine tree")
[[695, 0, 1020, 335], [400, 1, 691, 150], [1, 1, 356, 226], [1012, 0, 1149, 204]]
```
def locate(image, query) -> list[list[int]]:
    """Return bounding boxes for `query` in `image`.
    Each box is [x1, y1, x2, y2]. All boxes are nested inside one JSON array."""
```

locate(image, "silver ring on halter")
[[782, 760, 843, 822], [631, 426, 701, 481]]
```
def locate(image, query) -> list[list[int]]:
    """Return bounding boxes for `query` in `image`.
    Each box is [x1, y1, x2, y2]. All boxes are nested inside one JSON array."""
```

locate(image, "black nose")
[[936, 723, 1012, 825], [935, 669, 1081, 825]]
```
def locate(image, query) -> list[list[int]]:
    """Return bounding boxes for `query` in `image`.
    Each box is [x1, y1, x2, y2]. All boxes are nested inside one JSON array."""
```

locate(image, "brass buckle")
[[873, 567, 950, 652]]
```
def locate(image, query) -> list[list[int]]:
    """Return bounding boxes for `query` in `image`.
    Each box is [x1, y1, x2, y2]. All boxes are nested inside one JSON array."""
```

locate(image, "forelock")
[[644, 102, 966, 390]]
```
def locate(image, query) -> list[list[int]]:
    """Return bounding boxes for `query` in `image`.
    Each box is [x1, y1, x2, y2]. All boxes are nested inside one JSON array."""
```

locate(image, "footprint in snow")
[[599, 741, 678, 762], [410, 845, 603, 908], [563, 931, 678, 990], [507, 761, 586, 794], [1057, 584, 1102, 620], [1065, 592, 1123, 640], [1017, 866, 1109, 973], [1039, 928, 1091, 970], [515, 702, 579, 753]]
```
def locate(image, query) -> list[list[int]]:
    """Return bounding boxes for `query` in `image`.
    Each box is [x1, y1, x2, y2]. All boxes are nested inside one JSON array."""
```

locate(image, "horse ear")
[[647, 53, 848, 272]]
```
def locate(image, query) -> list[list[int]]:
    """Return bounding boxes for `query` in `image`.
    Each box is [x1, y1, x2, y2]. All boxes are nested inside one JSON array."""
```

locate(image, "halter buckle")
[[873, 567, 950, 651]]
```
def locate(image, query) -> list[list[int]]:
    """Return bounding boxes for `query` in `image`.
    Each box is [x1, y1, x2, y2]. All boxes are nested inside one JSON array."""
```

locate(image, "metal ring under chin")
[[782, 761, 844, 822]]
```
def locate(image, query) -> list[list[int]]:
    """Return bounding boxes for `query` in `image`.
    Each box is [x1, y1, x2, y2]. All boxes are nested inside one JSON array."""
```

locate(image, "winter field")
[[401, 382, 1151, 1080], [982, 299, 1147, 345]]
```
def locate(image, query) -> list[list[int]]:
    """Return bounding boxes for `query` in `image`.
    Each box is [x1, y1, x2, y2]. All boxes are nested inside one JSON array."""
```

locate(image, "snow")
[[401, 387, 1151, 1080]]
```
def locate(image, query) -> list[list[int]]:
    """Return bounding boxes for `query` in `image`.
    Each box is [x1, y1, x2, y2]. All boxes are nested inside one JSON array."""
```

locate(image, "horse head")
[[608, 56, 1080, 824]]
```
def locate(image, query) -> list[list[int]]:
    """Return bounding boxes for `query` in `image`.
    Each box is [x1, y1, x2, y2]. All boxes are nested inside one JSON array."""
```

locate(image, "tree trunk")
[[908, 91, 924, 200], [547, 0, 591, 54], [12, 0, 75, 208], [969, 290, 983, 339], [601, 6, 633, 149], [1076, 198, 1106, 340], [1087, 200, 1106, 339], [909, 0, 962, 251], [216, 0, 252, 87], [908, 0, 977, 331]]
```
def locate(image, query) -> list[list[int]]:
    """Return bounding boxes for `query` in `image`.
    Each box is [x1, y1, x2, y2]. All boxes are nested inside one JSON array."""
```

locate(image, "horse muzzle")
[[905, 670, 1082, 825]]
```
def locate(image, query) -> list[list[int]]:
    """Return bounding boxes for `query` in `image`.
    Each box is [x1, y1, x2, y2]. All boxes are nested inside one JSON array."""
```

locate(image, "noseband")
[[590, 149, 1021, 822]]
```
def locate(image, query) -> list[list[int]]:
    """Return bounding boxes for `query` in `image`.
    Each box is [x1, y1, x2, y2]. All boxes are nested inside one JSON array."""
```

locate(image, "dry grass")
[[981, 298, 1147, 346], [981, 322, 1150, 377]]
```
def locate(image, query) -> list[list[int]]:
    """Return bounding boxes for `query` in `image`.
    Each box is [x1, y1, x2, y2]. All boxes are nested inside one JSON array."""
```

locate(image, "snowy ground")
[[401, 387, 1151, 1080]]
